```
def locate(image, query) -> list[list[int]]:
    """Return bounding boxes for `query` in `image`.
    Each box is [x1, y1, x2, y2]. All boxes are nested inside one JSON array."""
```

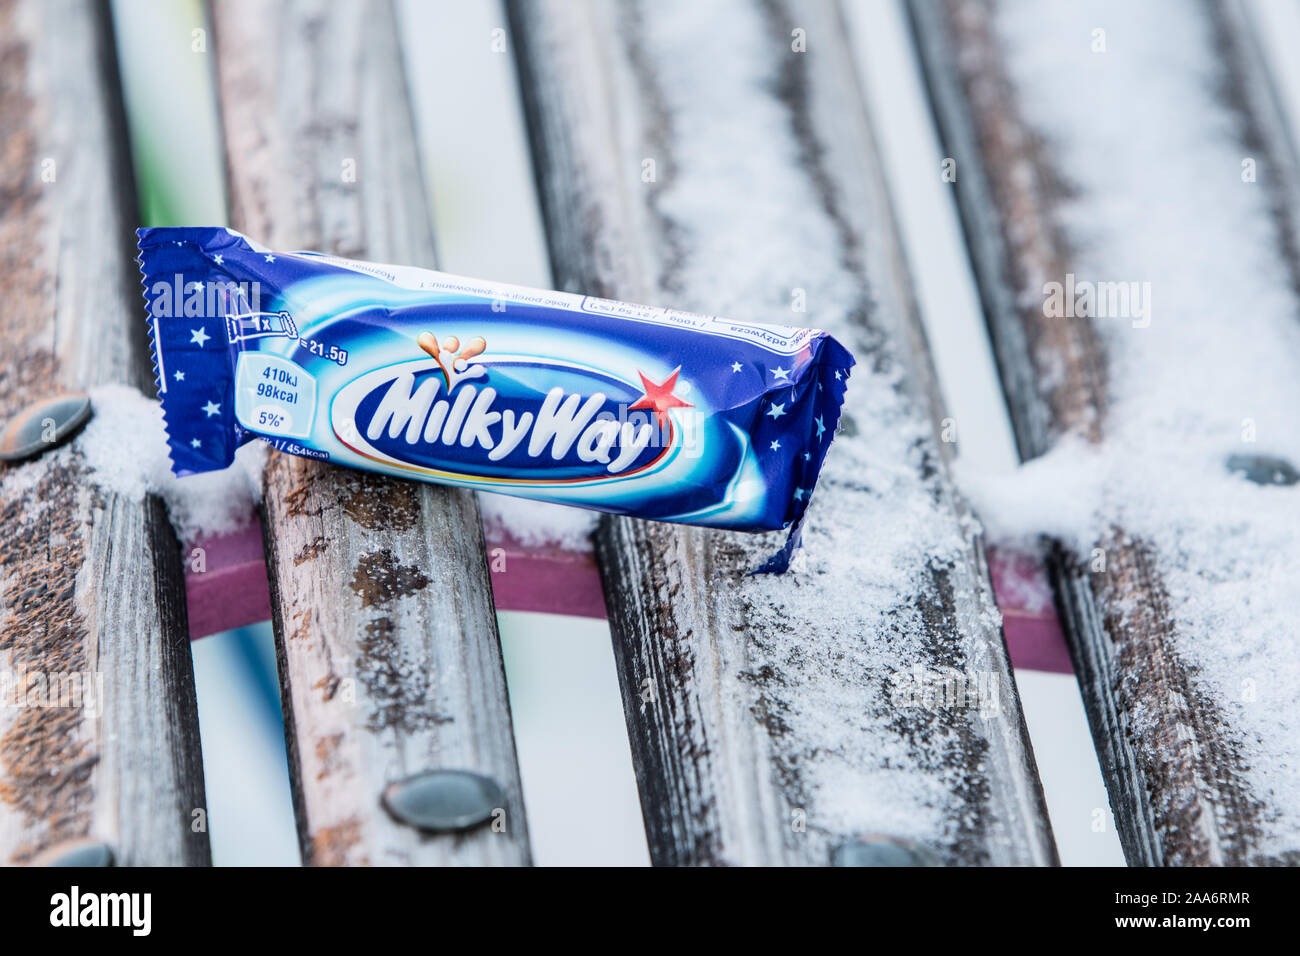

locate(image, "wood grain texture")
[[211, 0, 529, 865], [910, 0, 1298, 864], [0, 0, 208, 865], [511, 0, 1055, 866]]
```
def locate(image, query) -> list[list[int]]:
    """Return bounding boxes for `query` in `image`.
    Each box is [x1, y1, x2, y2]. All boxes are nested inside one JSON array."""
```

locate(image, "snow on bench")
[[12, 0, 1228, 868], [510, 0, 1056, 865], [913, 0, 1300, 864], [0, 0, 208, 866]]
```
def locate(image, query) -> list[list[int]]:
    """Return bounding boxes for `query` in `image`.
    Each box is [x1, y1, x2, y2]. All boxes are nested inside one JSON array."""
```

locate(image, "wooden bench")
[[912, 0, 1300, 865], [0, 0, 208, 866], [2, 0, 1295, 867]]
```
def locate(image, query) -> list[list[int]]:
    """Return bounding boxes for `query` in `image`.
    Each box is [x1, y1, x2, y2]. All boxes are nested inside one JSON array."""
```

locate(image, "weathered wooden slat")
[[511, 0, 1056, 865], [0, 0, 208, 865], [1214, 0, 1300, 278], [211, 0, 530, 865], [911, 0, 1300, 864]]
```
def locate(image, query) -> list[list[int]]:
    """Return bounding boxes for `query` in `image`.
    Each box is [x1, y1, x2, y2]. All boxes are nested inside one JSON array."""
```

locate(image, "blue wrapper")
[[138, 227, 853, 565]]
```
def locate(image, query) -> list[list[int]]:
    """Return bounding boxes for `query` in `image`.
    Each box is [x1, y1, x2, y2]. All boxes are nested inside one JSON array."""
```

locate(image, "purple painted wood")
[[184, 517, 606, 637], [182, 526, 1067, 679], [482, 528, 607, 620], [989, 548, 1074, 676], [185, 518, 272, 640]]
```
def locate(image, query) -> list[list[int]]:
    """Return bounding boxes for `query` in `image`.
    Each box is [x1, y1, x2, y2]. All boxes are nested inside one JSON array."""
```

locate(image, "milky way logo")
[[330, 333, 696, 484], [417, 330, 486, 390]]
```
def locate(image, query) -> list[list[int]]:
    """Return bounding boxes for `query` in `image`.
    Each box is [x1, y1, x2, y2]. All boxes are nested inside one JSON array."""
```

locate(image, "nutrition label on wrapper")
[[234, 353, 317, 439]]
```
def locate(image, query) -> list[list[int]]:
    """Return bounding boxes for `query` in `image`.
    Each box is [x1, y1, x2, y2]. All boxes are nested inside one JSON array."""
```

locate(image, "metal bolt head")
[[1226, 453, 1300, 487], [381, 769, 505, 833], [831, 836, 942, 867], [30, 837, 115, 867], [0, 391, 93, 463]]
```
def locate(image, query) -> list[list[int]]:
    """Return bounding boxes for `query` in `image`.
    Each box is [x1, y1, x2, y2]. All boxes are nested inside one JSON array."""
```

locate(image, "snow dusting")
[[623, 0, 1027, 855], [978, 0, 1300, 854], [478, 494, 597, 552], [79, 384, 263, 544], [955, 437, 1103, 555]]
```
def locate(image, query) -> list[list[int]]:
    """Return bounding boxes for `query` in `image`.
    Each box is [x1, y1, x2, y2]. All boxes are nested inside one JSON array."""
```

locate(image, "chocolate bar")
[[138, 227, 852, 565]]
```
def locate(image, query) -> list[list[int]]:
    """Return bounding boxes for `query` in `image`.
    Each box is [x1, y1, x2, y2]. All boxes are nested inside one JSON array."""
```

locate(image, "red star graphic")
[[628, 367, 693, 428]]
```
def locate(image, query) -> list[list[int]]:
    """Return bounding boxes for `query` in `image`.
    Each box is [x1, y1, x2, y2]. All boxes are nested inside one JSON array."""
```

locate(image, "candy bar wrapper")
[[138, 227, 853, 569]]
